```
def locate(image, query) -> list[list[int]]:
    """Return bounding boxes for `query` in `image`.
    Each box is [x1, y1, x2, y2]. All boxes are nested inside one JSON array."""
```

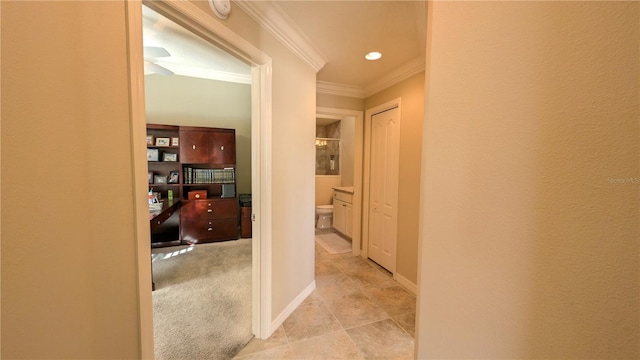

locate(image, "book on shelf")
[[182, 167, 235, 184]]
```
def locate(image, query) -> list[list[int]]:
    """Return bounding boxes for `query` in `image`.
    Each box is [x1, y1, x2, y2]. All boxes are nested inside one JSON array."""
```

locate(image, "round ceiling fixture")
[[209, 0, 231, 20], [365, 51, 382, 61]]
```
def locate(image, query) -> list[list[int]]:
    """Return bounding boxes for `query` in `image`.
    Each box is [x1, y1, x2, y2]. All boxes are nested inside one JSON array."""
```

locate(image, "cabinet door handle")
[[207, 228, 213, 231], [207, 209, 213, 213], [192, 145, 196, 150], [221, 145, 224, 151]]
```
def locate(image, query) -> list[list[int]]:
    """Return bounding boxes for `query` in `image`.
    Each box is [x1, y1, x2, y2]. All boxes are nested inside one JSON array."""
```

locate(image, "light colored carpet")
[[152, 239, 253, 360], [315, 232, 352, 254]]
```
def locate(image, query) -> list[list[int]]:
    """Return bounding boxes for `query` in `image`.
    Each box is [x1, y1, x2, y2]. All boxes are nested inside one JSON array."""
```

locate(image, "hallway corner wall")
[[417, 2, 639, 358], [1, 2, 142, 358]]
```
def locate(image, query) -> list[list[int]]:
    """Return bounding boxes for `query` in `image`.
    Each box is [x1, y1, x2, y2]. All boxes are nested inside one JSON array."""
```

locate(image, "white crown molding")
[[235, 0, 327, 72], [316, 81, 365, 99], [317, 57, 426, 99], [364, 57, 425, 97]]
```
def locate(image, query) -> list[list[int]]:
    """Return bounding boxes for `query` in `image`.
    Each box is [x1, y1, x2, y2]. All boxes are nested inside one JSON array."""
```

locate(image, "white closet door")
[[367, 106, 399, 272]]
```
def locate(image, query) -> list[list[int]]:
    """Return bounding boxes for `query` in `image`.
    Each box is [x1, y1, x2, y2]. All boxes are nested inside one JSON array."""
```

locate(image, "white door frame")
[[316, 107, 364, 256], [126, 1, 273, 357], [362, 98, 401, 264]]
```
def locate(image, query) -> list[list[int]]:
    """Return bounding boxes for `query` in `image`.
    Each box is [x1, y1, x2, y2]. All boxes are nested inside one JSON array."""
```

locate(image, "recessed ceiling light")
[[365, 51, 382, 61]]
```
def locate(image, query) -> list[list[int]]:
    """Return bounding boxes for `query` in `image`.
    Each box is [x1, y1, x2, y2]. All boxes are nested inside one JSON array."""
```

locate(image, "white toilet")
[[315, 205, 334, 229]]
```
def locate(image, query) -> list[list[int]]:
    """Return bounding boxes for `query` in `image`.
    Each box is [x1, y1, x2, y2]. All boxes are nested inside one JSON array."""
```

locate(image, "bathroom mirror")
[[316, 118, 341, 175], [315, 139, 340, 175]]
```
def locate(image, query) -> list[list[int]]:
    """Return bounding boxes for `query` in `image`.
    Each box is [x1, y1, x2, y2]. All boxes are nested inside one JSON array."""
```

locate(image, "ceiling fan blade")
[[144, 61, 174, 76], [144, 46, 171, 58]]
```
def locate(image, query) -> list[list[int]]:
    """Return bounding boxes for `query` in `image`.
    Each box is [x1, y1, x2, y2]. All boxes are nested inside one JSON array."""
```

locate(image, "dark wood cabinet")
[[180, 199, 238, 243], [147, 124, 181, 201], [179, 127, 236, 165], [210, 130, 236, 165], [147, 124, 239, 246], [179, 130, 209, 164], [241, 206, 252, 238], [180, 127, 237, 201], [150, 201, 181, 248]]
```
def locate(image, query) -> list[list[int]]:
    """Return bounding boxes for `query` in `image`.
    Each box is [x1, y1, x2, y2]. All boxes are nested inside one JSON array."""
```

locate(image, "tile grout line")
[[238, 243, 415, 359], [323, 248, 410, 359], [316, 249, 382, 359]]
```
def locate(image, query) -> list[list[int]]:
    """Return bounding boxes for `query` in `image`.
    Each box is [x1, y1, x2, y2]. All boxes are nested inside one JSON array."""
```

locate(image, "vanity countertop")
[[332, 186, 354, 194]]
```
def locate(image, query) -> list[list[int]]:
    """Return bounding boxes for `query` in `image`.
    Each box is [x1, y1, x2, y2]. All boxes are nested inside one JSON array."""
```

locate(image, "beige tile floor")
[[234, 233, 416, 359]]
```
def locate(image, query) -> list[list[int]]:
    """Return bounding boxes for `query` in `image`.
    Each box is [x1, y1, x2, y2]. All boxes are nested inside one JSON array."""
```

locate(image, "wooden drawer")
[[181, 198, 237, 220], [333, 190, 353, 204], [150, 207, 177, 231], [181, 219, 237, 243]]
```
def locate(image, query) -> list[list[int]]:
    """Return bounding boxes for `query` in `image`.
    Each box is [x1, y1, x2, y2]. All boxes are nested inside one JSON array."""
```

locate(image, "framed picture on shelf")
[[168, 171, 179, 184], [171, 137, 179, 146], [146, 135, 154, 146], [154, 175, 167, 184], [148, 172, 154, 184], [147, 148, 159, 161], [155, 137, 171, 146], [163, 152, 178, 162]]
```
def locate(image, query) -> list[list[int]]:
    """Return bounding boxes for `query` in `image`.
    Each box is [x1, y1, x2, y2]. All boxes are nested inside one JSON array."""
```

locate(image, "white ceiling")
[[143, 6, 251, 83], [143, 1, 426, 97], [276, 1, 426, 89]]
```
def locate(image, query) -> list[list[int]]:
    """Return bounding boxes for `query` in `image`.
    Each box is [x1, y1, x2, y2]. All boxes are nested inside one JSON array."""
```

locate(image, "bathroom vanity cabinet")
[[333, 189, 353, 238]]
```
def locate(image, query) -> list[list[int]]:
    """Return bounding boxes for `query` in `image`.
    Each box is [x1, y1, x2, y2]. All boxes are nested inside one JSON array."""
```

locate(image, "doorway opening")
[[143, 5, 253, 358], [126, 1, 273, 357], [315, 107, 364, 256]]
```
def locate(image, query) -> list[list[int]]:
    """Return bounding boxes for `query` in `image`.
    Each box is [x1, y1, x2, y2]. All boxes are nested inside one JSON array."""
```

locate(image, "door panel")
[[180, 130, 209, 163], [210, 130, 236, 164], [368, 107, 399, 272]]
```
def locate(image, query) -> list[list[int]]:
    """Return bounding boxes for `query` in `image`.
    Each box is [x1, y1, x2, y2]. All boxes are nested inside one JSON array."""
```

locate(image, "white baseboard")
[[394, 272, 417, 295], [270, 280, 316, 332]]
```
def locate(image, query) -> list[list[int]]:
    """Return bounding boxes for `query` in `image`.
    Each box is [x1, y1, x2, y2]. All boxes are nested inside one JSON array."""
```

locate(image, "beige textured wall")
[[340, 116, 356, 186], [195, 1, 317, 318], [144, 75, 252, 195], [417, 1, 639, 358], [364, 72, 425, 286], [315, 176, 342, 206], [1, 1, 141, 358], [268, 43, 316, 315], [317, 93, 364, 111]]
